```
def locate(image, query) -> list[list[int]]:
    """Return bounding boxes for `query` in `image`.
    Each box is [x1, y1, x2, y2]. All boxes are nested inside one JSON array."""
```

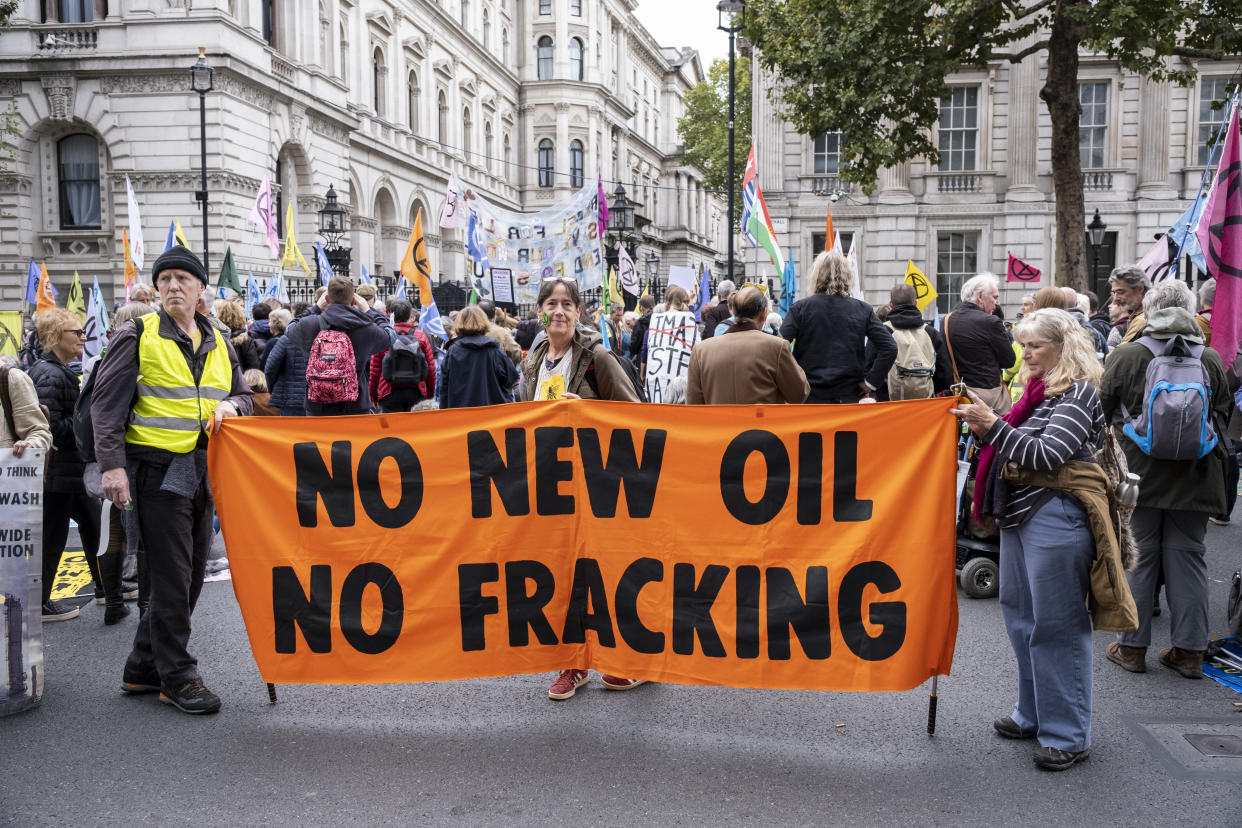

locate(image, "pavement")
[[4, 522, 1240, 827]]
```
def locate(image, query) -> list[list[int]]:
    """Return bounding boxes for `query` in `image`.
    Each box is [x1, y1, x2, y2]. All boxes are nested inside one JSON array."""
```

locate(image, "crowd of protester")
[[7, 245, 1238, 775]]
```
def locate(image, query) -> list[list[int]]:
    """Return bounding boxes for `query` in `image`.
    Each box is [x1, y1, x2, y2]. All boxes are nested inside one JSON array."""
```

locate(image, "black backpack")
[[381, 333, 428, 388]]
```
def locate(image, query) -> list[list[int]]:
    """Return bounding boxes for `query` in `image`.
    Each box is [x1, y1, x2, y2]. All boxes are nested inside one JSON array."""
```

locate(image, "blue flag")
[[599, 313, 612, 350], [25, 260, 39, 303], [690, 265, 711, 323], [246, 271, 259, 318], [164, 221, 176, 253], [394, 276, 407, 300], [466, 213, 490, 272], [780, 248, 796, 317], [1169, 194, 1209, 276], [218, 285, 227, 299], [420, 296, 447, 340], [264, 272, 282, 301], [315, 243, 333, 286], [360, 263, 372, 285]]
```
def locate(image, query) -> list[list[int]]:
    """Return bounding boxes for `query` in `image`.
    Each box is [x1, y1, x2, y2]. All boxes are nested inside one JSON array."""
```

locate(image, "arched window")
[[261, 0, 276, 47], [338, 21, 348, 81], [372, 48, 385, 116], [57, 134, 101, 229], [569, 37, 583, 82], [437, 90, 448, 144], [503, 133, 511, 178], [538, 139, 554, 188], [462, 106, 473, 156], [408, 71, 420, 132], [502, 27, 509, 63], [569, 139, 584, 188], [484, 122, 494, 173], [482, 8, 490, 49], [318, 1, 329, 65], [537, 36, 553, 80]]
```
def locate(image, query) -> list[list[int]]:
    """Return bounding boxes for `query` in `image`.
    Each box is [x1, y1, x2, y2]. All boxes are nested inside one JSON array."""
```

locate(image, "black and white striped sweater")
[[982, 379, 1104, 529]]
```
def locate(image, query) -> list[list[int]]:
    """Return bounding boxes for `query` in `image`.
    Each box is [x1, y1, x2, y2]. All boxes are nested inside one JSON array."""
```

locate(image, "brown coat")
[[686, 326, 809, 405], [0, 367, 52, 451], [519, 328, 639, 402]]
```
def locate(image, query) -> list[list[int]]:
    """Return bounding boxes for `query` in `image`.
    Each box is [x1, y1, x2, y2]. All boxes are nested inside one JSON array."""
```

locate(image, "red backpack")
[[305, 318, 359, 404]]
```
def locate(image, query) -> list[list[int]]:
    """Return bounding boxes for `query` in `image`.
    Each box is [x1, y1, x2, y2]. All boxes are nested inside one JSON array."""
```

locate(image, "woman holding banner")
[[519, 277, 642, 699], [952, 309, 1110, 772]]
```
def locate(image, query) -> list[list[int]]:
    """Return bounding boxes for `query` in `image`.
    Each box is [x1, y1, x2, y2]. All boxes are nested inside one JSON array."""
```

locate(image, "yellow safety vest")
[[125, 313, 233, 453]]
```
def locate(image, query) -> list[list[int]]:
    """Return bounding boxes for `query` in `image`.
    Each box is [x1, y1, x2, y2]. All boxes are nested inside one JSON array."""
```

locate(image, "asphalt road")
[[4, 522, 1240, 826]]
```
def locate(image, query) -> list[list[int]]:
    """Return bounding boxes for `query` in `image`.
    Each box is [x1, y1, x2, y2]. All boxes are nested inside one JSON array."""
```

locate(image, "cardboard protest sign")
[[209, 399, 959, 692], [0, 450, 46, 716], [644, 310, 699, 403]]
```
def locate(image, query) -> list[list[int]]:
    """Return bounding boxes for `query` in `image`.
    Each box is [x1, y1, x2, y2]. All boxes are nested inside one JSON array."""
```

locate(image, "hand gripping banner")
[[208, 398, 959, 692]]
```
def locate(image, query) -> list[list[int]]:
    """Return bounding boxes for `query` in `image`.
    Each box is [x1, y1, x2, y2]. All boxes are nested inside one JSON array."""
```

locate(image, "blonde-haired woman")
[[952, 309, 1108, 771], [780, 249, 895, 403], [29, 308, 114, 621]]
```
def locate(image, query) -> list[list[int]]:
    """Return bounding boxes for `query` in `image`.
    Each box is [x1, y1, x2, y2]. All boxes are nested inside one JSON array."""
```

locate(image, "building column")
[[1006, 55, 1041, 201], [1137, 75, 1175, 198], [555, 101, 570, 194]]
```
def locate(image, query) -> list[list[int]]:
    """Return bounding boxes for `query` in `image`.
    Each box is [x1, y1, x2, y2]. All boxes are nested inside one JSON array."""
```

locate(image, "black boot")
[[99, 547, 128, 625]]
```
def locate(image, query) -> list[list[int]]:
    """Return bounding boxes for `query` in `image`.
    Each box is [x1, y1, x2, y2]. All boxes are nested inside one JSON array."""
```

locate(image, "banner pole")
[[266, 682, 277, 704], [927, 675, 939, 735]]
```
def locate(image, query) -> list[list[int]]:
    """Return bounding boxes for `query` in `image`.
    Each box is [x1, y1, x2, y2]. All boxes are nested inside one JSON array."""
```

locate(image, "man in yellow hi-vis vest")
[[92, 245, 253, 715]]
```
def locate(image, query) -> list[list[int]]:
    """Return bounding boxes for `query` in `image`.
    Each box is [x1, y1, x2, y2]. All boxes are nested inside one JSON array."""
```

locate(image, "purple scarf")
[[971, 377, 1046, 522]]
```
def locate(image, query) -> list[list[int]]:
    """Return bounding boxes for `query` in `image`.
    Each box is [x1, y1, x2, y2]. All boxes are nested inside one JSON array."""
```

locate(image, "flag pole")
[[1174, 92, 1238, 275], [927, 676, 939, 735]]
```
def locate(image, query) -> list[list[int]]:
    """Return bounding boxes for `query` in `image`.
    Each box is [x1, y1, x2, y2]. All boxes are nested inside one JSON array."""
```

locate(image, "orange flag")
[[400, 207, 433, 302], [824, 203, 835, 252], [35, 261, 57, 314], [123, 227, 138, 301]]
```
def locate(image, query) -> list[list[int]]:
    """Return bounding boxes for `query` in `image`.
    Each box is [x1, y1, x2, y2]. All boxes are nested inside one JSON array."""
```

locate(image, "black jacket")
[[866, 303, 954, 399], [780, 293, 896, 402], [514, 318, 542, 351], [700, 301, 733, 340], [629, 312, 653, 362], [285, 304, 394, 415], [440, 335, 520, 408], [29, 352, 85, 493], [942, 301, 1015, 388]]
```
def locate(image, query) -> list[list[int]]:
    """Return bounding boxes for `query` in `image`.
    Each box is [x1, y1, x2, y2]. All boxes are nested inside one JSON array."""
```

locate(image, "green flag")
[[67, 270, 87, 324], [218, 246, 242, 297], [467, 287, 479, 306]]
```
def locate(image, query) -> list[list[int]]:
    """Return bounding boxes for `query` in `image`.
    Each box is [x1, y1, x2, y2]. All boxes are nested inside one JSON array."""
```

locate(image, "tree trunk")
[[1040, 1, 1086, 291]]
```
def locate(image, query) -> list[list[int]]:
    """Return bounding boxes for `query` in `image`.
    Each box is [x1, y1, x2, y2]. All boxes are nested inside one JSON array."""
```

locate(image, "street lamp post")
[[190, 47, 214, 273], [1087, 208, 1107, 294], [610, 183, 635, 302], [717, 0, 746, 285], [317, 184, 352, 279]]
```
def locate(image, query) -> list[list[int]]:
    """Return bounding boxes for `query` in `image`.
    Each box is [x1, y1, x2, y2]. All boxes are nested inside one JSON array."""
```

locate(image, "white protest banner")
[[491, 268, 514, 304], [667, 265, 697, 295], [0, 449, 45, 717], [465, 185, 606, 304], [439, 173, 463, 229], [644, 309, 700, 403]]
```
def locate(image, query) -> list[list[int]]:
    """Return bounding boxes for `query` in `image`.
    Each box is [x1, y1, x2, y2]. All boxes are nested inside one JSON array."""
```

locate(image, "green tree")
[[746, 0, 1242, 290], [677, 55, 751, 228]]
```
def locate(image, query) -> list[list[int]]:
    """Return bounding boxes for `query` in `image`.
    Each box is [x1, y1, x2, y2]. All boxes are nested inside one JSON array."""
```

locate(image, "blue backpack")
[[1121, 335, 1217, 460]]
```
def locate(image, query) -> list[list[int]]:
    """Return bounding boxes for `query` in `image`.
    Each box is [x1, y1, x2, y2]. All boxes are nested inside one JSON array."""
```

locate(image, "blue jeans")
[[999, 494, 1095, 752]]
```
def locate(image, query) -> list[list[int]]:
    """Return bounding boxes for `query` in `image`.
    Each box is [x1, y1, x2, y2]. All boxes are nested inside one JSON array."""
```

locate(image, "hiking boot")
[[121, 667, 162, 695], [993, 716, 1037, 740], [1033, 746, 1091, 771], [159, 678, 222, 714], [600, 674, 647, 691], [41, 600, 80, 622], [548, 669, 589, 700], [103, 603, 131, 626], [1106, 641, 1147, 673], [1158, 647, 1204, 679]]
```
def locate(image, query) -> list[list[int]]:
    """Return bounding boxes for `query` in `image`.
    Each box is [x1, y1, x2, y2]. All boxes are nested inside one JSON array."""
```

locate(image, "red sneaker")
[[548, 669, 589, 700], [600, 674, 646, 691]]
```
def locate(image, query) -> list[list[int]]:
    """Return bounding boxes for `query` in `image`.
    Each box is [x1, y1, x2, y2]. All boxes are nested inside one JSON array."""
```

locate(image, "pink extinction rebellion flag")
[[1195, 100, 1242, 370], [248, 171, 281, 258]]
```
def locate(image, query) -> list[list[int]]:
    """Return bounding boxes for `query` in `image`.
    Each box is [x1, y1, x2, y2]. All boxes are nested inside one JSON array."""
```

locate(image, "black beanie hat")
[[151, 245, 208, 286]]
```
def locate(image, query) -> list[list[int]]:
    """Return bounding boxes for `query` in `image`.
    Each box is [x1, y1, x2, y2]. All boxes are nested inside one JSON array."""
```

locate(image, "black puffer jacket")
[[28, 352, 86, 494]]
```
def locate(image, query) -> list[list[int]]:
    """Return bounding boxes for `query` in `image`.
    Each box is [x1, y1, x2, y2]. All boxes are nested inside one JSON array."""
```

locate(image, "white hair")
[[716, 280, 736, 299], [1075, 293, 1090, 315], [960, 273, 1000, 304], [1142, 279, 1195, 316]]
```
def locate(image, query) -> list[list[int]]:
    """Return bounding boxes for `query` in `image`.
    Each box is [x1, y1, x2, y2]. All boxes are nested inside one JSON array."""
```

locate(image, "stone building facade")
[[751, 51, 1238, 315], [0, 0, 724, 306]]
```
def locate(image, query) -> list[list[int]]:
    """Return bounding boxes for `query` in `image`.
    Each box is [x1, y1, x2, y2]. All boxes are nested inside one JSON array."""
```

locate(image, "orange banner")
[[208, 398, 959, 691]]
